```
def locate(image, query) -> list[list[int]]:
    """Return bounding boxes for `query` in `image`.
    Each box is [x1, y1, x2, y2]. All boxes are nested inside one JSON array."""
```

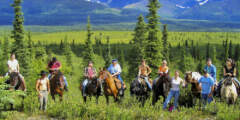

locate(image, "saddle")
[[138, 76, 152, 87], [222, 78, 240, 94], [113, 77, 126, 90]]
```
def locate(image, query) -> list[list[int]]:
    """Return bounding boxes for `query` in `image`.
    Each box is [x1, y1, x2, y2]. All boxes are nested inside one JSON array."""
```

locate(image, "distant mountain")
[[0, 0, 240, 31]]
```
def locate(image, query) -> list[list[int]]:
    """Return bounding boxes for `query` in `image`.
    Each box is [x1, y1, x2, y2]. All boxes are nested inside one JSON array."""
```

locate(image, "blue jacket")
[[204, 64, 216, 83]]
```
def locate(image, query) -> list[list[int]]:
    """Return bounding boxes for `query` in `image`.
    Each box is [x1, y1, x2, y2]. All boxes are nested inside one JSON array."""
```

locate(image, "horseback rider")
[[6, 53, 26, 91], [82, 61, 101, 95], [217, 58, 240, 95], [36, 71, 50, 111], [198, 70, 214, 109], [153, 60, 170, 85], [107, 59, 124, 93], [138, 59, 152, 91], [47, 57, 68, 91], [204, 58, 217, 84]]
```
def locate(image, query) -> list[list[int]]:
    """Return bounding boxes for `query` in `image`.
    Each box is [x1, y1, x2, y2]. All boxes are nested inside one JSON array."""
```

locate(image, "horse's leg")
[[105, 95, 109, 105], [59, 93, 63, 102], [152, 92, 158, 106], [84, 96, 87, 103], [10, 103, 14, 110], [51, 94, 56, 102], [96, 96, 99, 104]]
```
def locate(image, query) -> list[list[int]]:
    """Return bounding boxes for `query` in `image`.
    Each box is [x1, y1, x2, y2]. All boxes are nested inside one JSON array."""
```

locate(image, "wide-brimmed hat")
[[39, 70, 47, 76]]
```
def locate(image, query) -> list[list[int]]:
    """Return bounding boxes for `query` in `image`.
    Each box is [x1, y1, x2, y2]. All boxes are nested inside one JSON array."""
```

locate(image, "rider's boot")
[[99, 83, 103, 96], [64, 85, 68, 92]]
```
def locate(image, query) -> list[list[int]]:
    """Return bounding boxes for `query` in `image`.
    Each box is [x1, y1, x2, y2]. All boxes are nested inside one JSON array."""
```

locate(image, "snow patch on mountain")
[[199, 0, 209, 5]]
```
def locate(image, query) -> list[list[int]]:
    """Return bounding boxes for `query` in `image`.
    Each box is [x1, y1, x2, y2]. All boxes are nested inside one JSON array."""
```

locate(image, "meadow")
[[0, 30, 240, 120]]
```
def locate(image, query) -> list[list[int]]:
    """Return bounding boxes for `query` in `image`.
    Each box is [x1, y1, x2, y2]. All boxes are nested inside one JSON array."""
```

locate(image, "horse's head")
[[9, 72, 20, 87], [224, 77, 233, 86], [98, 68, 109, 82], [185, 72, 193, 83]]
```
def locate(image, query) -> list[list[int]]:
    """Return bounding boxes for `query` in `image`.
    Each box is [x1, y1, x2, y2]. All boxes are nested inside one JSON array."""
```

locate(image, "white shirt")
[[39, 77, 49, 91], [114, 64, 122, 73], [7, 59, 19, 73], [171, 77, 183, 91]]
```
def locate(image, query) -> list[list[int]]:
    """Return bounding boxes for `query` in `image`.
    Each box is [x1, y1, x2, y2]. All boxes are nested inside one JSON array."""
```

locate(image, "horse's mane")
[[191, 72, 201, 81]]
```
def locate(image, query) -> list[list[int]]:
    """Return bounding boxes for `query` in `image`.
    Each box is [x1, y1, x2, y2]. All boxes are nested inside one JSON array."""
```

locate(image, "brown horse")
[[8, 72, 26, 91], [5, 72, 26, 110], [80, 78, 101, 104], [181, 71, 202, 107], [152, 74, 172, 106], [50, 71, 65, 101], [98, 69, 125, 104], [130, 77, 152, 106]]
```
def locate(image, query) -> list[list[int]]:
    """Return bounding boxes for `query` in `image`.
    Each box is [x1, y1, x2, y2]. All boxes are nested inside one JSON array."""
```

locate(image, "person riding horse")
[[153, 60, 170, 85], [107, 59, 124, 95], [82, 61, 102, 96], [47, 57, 68, 91], [216, 58, 240, 96], [138, 59, 152, 91], [204, 58, 217, 84], [6, 53, 26, 91]]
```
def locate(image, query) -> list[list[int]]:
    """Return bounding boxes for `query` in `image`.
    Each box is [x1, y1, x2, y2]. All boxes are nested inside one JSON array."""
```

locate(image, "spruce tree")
[[11, 0, 31, 76], [145, 0, 163, 72], [105, 36, 112, 68], [1, 36, 10, 74], [211, 46, 217, 63], [185, 40, 189, 48], [228, 40, 233, 58], [206, 42, 210, 59], [129, 15, 147, 75], [11, 0, 24, 51], [234, 44, 240, 61], [162, 24, 169, 63], [82, 16, 95, 64], [27, 31, 34, 58], [63, 39, 73, 74], [224, 37, 229, 61]]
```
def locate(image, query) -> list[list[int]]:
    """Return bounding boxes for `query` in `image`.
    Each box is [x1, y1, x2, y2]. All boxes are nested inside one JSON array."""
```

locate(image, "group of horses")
[[5, 69, 239, 110], [81, 69, 239, 107], [5, 71, 66, 103]]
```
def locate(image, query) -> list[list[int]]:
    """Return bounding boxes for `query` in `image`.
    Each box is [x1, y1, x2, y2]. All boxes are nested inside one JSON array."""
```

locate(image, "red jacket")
[[48, 61, 61, 70]]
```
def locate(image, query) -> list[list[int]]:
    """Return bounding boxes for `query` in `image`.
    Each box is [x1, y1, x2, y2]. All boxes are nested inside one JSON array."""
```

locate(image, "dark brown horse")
[[152, 74, 171, 105], [180, 71, 202, 107], [80, 78, 101, 104], [50, 70, 65, 101], [7, 72, 26, 91], [5, 72, 26, 110], [98, 69, 125, 104], [130, 77, 152, 106]]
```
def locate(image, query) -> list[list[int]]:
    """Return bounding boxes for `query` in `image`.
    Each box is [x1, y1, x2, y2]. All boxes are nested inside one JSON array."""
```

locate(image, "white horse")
[[221, 77, 238, 104]]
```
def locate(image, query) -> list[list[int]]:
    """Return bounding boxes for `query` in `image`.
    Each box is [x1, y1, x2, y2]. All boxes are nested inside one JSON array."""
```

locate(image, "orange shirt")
[[159, 66, 169, 73]]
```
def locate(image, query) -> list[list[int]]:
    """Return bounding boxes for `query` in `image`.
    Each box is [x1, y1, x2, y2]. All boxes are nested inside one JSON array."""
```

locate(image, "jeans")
[[142, 77, 152, 90], [163, 90, 180, 110], [48, 74, 68, 87], [201, 93, 213, 107], [116, 74, 123, 89], [82, 79, 88, 95], [39, 90, 48, 111]]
